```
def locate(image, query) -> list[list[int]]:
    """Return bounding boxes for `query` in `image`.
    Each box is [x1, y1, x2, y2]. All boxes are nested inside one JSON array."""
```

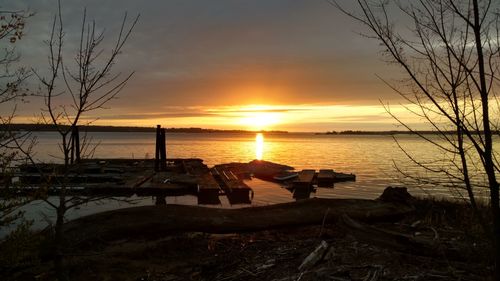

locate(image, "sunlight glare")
[[239, 111, 280, 131]]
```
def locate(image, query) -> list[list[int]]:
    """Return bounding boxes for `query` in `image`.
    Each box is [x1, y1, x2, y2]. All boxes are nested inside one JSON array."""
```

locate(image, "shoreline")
[[2, 188, 491, 280]]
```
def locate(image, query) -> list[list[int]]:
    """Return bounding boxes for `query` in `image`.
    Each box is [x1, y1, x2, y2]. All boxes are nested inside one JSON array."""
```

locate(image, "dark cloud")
[[6, 0, 408, 130], [328, 114, 389, 122], [209, 107, 313, 114], [95, 112, 217, 120]]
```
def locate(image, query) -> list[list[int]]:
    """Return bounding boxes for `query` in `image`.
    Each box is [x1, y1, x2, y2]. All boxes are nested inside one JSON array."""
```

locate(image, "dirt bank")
[[3, 190, 493, 280]]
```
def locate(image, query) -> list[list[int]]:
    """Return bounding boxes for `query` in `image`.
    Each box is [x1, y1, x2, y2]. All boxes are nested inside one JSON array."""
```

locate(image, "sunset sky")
[[6, 0, 423, 132]]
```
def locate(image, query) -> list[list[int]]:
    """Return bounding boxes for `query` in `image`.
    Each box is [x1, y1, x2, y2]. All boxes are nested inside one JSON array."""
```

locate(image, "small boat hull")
[[273, 172, 298, 181]]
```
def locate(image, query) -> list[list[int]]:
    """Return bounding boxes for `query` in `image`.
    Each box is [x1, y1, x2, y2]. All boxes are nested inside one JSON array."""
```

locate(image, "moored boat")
[[273, 171, 299, 181]]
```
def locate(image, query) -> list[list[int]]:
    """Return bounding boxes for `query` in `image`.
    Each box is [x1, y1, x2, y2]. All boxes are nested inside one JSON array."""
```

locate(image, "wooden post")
[[160, 128, 167, 171], [154, 125, 161, 172]]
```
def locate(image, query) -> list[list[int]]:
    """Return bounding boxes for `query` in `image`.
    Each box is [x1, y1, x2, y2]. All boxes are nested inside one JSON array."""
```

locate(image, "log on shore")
[[61, 198, 414, 245], [339, 214, 467, 261]]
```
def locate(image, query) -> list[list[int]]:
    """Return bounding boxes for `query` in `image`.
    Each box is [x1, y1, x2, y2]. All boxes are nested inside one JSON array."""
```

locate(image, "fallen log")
[[339, 214, 467, 261], [61, 198, 414, 246]]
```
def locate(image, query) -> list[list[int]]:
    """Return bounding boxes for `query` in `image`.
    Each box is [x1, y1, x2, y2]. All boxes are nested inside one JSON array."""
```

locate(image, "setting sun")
[[239, 112, 280, 130], [234, 105, 282, 131]]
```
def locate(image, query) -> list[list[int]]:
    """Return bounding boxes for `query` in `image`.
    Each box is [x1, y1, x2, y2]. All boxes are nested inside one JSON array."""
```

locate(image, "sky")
[[4, 0, 423, 132]]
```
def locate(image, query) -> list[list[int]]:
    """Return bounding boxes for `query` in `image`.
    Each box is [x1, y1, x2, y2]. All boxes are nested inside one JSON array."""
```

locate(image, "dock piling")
[[154, 125, 167, 171], [155, 125, 161, 172], [160, 128, 167, 171]]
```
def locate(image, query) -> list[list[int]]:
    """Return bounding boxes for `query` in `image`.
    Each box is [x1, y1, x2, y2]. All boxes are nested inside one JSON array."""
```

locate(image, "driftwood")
[[61, 198, 414, 246], [339, 214, 466, 261]]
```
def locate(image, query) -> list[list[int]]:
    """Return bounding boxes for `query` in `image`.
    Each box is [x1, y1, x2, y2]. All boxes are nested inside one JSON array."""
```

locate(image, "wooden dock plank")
[[212, 166, 252, 204], [293, 169, 316, 189], [8, 158, 354, 204], [318, 169, 334, 179], [317, 169, 335, 187], [197, 172, 222, 204], [297, 169, 316, 182]]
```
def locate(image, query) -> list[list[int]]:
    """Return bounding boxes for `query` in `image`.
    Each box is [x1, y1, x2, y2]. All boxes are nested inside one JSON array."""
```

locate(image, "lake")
[[30, 131, 487, 200], [3, 131, 490, 235]]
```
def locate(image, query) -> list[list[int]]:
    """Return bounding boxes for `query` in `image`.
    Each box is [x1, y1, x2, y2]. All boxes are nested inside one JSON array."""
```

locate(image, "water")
[[30, 131, 491, 199], [2, 131, 492, 235]]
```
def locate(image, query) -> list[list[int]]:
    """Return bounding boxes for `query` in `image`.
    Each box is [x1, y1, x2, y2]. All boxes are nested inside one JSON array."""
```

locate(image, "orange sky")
[[8, 0, 422, 132]]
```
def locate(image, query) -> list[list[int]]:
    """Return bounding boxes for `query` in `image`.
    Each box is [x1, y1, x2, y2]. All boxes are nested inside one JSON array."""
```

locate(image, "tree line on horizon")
[[0, 123, 289, 134]]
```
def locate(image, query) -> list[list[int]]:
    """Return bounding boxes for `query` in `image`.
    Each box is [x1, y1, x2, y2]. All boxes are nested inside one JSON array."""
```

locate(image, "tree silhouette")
[[32, 1, 139, 279], [334, 0, 500, 278], [0, 7, 32, 233]]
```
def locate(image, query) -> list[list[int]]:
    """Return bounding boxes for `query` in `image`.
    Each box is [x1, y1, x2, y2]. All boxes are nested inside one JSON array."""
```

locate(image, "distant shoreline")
[[0, 123, 288, 134], [317, 130, 495, 135], [2, 123, 490, 135]]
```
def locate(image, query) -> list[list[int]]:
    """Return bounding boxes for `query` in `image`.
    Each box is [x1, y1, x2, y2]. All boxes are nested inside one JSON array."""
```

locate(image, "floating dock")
[[4, 159, 356, 204], [8, 158, 258, 205], [2, 125, 357, 204], [290, 169, 316, 200], [212, 166, 252, 204], [317, 169, 335, 187], [293, 169, 316, 189], [15, 159, 203, 197], [3, 125, 355, 204]]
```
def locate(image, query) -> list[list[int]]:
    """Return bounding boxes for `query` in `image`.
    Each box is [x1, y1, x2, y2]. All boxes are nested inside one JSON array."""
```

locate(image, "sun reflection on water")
[[255, 133, 264, 160]]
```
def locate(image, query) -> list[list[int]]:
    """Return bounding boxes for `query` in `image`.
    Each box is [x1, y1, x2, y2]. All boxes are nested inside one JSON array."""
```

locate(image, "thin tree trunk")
[[472, 0, 500, 277], [54, 197, 66, 280]]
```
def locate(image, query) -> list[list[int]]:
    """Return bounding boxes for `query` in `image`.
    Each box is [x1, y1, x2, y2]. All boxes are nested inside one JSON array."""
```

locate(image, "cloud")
[[7, 0, 408, 131], [209, 107, 313, 114], [94, 112, 216, 120]]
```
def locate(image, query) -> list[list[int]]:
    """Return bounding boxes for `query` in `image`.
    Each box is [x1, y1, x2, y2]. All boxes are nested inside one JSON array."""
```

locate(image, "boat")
[[333, 172, 356, 182], [273, 171, 299, 181]]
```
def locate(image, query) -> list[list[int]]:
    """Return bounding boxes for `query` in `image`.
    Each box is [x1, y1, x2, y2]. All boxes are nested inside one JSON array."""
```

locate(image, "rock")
[[377, 186, 415, 204], [248, 160, 294, 180]]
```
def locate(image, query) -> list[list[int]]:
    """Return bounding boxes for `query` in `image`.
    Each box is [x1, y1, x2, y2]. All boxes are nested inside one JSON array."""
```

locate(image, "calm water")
[[30, 131, 488, 200], [3, 131, 491, 235]]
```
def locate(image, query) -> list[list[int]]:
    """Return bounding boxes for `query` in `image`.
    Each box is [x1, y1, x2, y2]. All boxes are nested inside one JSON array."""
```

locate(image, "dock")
[[3, 125, 356, 204], [212, 166, 252, 204], [293, 169, 316, 189], [8, 158, 259, 205], [15, 159, 204, 197], [317, 169, 335, 187], [197, 172, 222, 205], [5, 159, 357, 204], [289, 169, 315, 200]]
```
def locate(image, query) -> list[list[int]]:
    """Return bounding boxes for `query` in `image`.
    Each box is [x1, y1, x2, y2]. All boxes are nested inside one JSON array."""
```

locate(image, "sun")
[[238, 111, 280, 131]]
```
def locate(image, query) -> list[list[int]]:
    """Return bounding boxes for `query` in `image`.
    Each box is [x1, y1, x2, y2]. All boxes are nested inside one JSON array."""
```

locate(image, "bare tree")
[[0, 8, 33, 231], [333, 0, 500, 278], [0, 8, 30, 104], [31, 1, 139, 279], [0, 8, 42, 275]]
